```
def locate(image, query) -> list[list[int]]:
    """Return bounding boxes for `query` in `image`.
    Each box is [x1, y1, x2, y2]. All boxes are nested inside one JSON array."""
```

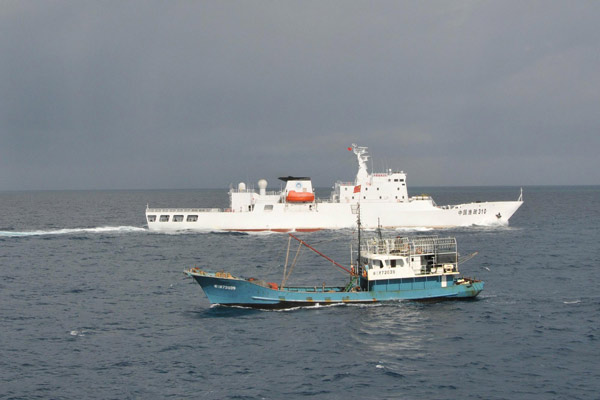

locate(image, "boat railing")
[[334, 181, 354, 186], [439, 205, 457, 210], [361, 236, 457, 256], [146, 207, 228, 213], [410, 195, 432, 201], [229, 188, 257, 194]]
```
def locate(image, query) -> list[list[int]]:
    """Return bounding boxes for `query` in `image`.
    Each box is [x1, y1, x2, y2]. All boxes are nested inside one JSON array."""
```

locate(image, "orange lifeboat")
[[286, 190, 315, 203]]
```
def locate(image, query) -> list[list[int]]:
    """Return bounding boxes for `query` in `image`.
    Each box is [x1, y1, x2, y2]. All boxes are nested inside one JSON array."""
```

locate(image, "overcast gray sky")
[[1, 1, 599, 190]]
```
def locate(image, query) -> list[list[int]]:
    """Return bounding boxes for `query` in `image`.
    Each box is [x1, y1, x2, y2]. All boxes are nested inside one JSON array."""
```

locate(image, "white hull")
[[146, 144, 523, 232], [147, 198, 523, 232]]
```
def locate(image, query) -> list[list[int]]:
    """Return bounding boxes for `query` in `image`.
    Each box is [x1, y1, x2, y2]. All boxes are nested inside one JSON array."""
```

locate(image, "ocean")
[[1, 186, 598, 399]]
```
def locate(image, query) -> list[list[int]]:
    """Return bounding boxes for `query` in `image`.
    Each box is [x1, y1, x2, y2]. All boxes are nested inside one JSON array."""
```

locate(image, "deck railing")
[[361, 236, 457, 256], [146, 207, 228, 213]]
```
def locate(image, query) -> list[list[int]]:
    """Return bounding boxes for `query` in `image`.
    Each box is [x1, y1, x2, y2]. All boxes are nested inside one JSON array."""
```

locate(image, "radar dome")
[[258, 179, 268, 196], [238, 182, 246, 191]]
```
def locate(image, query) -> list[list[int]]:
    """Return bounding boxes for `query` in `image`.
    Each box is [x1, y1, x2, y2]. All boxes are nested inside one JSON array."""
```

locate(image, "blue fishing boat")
[[184, 231, 483, 308]]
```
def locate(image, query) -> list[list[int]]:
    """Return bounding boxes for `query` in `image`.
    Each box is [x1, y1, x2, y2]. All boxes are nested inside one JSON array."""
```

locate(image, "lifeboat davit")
[[286, 191, 315, 203]]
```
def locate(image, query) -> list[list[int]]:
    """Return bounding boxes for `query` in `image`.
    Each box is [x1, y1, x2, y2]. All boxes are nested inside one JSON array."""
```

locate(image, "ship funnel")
[[238, 182, 246, 191], [258, 179, 268, 196]]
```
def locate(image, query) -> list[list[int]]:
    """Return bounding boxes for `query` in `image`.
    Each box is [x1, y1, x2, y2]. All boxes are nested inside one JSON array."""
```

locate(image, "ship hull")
[[186, 270, 483, 308], [148, 199, 522, 232]]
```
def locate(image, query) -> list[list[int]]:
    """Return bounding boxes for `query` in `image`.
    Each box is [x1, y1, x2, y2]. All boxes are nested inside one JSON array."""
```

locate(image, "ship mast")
[[351, 143, 370, 186]]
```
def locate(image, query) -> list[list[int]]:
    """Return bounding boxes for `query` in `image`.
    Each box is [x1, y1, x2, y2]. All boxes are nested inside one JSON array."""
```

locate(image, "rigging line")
[[281, 235, 291, 288], [283, 242, 302, 287], [289, 233, 353, 275], [266, 236, 293, 276], [459, 251, 478, 264], [263, 250, 284, 277], [282, 241, 303, 288]]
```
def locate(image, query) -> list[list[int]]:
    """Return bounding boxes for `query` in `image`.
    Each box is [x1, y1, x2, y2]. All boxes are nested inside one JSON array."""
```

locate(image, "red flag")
[[347, 147, 353, 151], [353, 185, 361, 193]]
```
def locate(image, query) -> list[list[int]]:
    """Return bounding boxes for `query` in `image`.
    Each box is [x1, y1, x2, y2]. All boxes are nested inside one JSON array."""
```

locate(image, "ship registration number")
[[214, 284, 236, 291]]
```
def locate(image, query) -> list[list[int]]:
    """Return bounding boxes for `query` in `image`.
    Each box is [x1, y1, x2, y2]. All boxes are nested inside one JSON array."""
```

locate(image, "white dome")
[[238, 182, 246, 191], [258, 179, 268, 189]]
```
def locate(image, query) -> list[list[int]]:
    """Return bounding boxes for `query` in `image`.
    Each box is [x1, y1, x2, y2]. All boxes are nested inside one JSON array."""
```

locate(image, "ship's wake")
[[0, 226, 147, 237]]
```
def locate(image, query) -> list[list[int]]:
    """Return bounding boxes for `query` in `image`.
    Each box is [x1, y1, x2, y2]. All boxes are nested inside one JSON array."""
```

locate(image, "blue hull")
[[187, 271, 483, 309]]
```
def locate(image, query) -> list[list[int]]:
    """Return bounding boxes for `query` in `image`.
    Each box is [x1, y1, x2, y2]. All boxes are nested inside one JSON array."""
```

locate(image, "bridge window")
[[173, 215, 184, 222], [391, 259, 404, 267], [264, 205, 273, 211], [159, 215, 169, 222], [147, 215, 156, 222], [187, 215, 198, 222]]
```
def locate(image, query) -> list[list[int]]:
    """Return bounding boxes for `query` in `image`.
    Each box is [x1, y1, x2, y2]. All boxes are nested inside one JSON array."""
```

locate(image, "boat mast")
[[357, 204, 361, 269]]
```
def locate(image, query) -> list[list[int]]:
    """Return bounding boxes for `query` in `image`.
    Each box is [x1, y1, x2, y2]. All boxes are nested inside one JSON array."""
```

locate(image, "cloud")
[[1, 1, 599, 190]]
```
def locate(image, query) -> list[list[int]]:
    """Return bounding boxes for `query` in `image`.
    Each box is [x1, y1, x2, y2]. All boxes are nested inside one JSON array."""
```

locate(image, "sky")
[[1, 1, 599, 190]]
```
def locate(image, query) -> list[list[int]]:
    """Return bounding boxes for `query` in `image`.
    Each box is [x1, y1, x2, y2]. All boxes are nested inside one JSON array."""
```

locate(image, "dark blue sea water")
[[1, 186, 599, 399]]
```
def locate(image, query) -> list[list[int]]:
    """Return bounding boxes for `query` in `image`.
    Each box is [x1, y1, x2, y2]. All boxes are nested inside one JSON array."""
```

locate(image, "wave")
[[394, 227, 435, 232], [0, 226, 147, 237]]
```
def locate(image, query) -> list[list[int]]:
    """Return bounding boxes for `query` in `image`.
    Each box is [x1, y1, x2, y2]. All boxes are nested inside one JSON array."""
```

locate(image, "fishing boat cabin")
[[357, 236, 459, 291]]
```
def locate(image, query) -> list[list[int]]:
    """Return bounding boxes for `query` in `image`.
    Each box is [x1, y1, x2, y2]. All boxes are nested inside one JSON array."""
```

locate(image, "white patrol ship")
[[146, 144, 523, 232]]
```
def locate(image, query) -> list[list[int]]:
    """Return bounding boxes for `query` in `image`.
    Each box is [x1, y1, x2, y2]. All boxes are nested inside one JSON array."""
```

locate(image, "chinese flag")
[[353, 185, 361, 193], [347, 147, 353, 151]]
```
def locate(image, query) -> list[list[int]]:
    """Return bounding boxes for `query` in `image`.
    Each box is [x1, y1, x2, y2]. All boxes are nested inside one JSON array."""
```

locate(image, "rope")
[[282, 241, 302, 288]]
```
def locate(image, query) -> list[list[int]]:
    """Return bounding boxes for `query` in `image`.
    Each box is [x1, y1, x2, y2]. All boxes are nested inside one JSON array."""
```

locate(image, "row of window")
[[373, 259, 406, 268], [147, 215, 198, 223]]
